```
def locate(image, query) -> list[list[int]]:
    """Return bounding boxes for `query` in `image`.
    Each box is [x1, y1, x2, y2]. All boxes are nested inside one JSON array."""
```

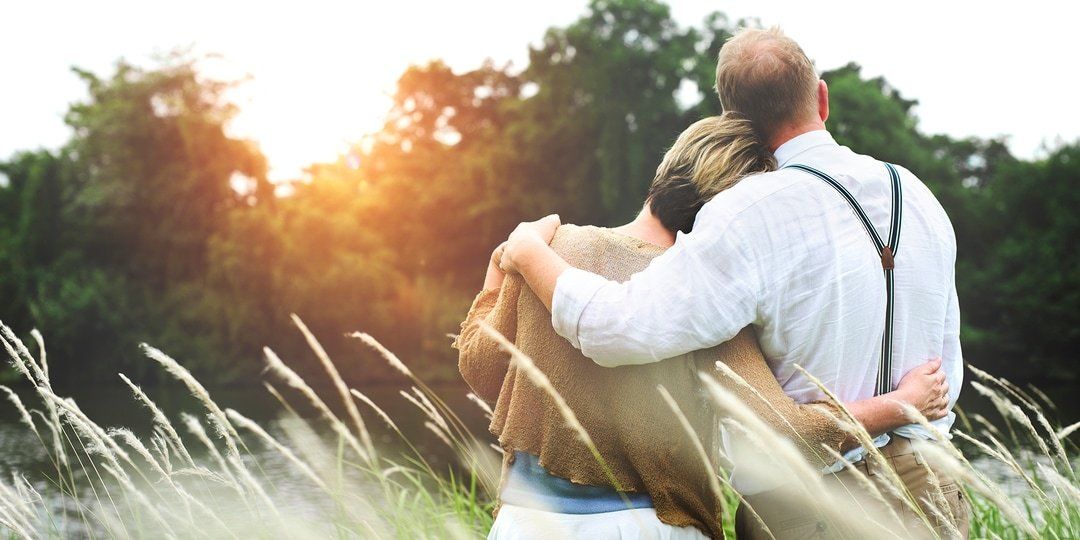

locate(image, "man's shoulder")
[[890, 163, 957, 243], [699, 168, 820, 221]]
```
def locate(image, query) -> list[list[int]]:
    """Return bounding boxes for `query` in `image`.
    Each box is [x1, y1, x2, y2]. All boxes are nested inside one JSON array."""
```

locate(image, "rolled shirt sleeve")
[[551, 267, 610, 350], [551, 202, 763, 367]]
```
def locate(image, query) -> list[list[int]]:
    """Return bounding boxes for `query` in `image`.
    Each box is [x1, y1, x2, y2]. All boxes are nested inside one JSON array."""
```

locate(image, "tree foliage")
[[0, 0, 1075, 385]]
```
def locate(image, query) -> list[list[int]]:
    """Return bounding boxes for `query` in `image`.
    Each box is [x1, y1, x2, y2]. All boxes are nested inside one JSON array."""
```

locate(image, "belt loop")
[[865, 455, 878, 477]]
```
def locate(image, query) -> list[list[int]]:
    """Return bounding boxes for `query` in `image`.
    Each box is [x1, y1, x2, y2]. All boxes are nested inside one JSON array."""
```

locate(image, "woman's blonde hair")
[[647, 112, 776, 233]]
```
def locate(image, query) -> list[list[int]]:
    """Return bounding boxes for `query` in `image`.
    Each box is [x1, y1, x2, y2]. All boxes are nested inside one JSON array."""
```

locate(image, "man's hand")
[[483, 242, 508, 290], [492, 214, 567, 312], [845, 357, 950, 438], [500, 214, 561, 274], [894, 358, 950, 421]]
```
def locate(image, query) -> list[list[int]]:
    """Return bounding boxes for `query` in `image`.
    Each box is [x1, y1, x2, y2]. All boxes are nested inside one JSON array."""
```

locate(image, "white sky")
[[2, 1, 1077, 181]]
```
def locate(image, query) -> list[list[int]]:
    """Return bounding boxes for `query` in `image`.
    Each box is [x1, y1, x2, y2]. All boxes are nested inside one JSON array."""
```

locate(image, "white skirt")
[[488, 504, 710, 540]]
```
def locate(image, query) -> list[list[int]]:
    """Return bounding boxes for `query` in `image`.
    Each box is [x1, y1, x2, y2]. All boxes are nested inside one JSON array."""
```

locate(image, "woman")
[[455, 114, 949, 539]]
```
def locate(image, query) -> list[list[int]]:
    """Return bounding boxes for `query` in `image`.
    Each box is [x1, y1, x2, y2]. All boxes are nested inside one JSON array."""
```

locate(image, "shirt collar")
[[773, 130, 838, 167]]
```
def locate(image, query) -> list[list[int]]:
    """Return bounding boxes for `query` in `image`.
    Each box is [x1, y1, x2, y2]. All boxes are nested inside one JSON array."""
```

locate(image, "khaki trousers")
[[734, 436, 971, 539]]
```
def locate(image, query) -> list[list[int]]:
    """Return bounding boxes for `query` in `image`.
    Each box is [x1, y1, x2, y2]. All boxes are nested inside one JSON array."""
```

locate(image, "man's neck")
[[613, 206, 676, 248], [768, 119, 827, 153]]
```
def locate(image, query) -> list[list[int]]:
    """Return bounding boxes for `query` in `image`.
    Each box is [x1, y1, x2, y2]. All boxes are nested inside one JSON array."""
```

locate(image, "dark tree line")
[[1, 0, 1076, 387]]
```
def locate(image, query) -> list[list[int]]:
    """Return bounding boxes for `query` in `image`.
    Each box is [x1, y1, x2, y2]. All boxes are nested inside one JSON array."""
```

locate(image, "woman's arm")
[[453, 248, 521, 405], [708, 329, 948, 465], [705, 329, 850, 465]]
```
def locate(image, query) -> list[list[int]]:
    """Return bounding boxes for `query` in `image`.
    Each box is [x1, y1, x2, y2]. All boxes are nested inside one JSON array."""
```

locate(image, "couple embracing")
[[455, 27, 969, 539]]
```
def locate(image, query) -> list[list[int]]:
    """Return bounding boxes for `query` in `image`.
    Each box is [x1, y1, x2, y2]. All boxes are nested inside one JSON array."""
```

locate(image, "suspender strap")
[[784, 163, 903, 396]]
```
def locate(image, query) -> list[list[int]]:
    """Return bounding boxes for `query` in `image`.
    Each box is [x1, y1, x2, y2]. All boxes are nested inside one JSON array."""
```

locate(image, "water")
[[0, 381, 490, 480]]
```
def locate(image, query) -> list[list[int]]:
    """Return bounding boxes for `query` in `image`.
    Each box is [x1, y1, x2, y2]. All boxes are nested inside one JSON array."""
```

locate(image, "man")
[[499, 27, 968, 538]]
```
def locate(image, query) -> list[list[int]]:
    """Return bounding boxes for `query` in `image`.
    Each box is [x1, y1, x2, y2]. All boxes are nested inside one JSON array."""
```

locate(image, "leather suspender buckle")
[[881, 246, 895, 271]]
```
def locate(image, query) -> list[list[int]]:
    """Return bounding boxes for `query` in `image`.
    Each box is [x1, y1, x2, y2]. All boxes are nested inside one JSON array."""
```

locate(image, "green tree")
[[0, 150, 69, 341], [2, 0, 1075, 388], [63, 58, 268, 285], [959, 144, 1080, 381], [1, 57, 270, 383], [512, 0, 704, 224]]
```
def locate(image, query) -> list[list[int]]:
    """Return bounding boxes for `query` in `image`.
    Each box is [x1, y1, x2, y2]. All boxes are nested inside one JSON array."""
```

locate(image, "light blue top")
[[824, 433, 892, 473], [500, 451, 653, 514]]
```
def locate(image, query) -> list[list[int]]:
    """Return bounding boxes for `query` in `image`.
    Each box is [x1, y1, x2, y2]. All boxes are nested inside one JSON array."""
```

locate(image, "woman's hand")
[[894, 358, 950, 421]]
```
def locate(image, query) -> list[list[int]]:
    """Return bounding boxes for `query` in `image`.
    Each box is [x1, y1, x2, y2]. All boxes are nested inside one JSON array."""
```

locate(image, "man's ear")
[[818, 79, 830, 123]]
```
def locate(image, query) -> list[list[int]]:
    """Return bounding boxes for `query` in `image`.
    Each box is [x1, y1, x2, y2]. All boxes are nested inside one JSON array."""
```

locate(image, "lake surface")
[[0, 381, 491, 484], [0, 377, 1074, 526]]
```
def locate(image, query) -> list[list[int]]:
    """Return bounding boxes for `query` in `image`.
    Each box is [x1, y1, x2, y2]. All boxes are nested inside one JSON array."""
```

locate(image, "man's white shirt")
[[551, 130, 962, 490]]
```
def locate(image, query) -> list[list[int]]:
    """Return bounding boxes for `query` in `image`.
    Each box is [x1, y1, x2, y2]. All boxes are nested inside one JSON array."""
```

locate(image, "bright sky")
[[3, 1, 1077, 181]]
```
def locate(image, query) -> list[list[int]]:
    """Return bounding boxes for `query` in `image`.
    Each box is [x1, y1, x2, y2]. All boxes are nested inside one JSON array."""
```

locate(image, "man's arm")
[[502, 204, 761, 367], [712, 333, 949, 462], [846, 357, 950, 435]]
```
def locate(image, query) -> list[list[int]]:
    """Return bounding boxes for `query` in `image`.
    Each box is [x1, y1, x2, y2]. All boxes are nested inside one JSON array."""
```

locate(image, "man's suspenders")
[[784, 163, 903, 396]]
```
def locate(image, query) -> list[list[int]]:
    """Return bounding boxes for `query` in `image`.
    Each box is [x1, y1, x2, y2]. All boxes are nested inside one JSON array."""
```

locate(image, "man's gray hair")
[[715, 27, 819, 140]]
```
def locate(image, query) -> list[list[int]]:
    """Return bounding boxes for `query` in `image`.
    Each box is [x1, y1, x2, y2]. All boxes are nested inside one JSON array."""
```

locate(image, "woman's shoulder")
[[550, 223, 600, 247], [548, 224, 600, 266], [550, 224, 653, 252], [549, 224, 665, 277]]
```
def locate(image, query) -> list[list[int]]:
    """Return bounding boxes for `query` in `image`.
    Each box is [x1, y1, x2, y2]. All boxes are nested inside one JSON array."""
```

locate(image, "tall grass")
[[0, 317, 1075, 539], [0, 317, 496, 539]]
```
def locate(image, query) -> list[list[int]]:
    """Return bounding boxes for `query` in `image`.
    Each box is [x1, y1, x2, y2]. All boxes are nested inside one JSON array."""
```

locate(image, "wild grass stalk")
[[118, 373, 196, 468], [477, 321, 656, 530], [655, 385, 733, 531], [709, 360, 835, 464], [790, 366, 930, 520], [292, 314, 378, 465], [350, 331, 494, 490], [0, 386, 37, 436], [262, 346, 370, 464], [142, 343, 243, 459], [0, 319, 1074, 539], [1059, 422, 1080, 441], [228, 408, 331, 494]]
